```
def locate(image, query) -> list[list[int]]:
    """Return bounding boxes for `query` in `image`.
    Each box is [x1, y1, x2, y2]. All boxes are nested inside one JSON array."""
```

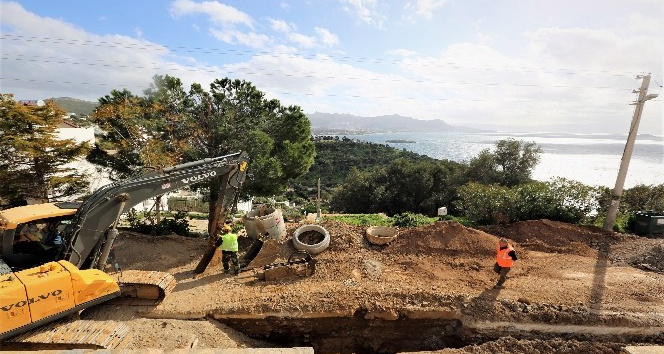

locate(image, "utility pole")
[[603, 73, 659, 231]]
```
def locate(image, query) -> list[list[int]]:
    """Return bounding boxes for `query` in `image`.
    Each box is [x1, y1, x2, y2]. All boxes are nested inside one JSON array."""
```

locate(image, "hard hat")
[[222, 224, 232, 231]]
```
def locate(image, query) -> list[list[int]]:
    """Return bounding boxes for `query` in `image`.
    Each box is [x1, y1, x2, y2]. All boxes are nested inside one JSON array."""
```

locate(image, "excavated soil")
[[69, 220, 664, 352]]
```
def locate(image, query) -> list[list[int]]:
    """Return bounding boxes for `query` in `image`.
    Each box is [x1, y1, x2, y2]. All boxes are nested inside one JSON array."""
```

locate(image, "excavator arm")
[[60, 151, 249, 269]]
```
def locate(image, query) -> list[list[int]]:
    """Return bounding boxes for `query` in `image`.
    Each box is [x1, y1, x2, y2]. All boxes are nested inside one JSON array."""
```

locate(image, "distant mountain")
[[47, 97, 98, 115], [38, 98, 485, 134], [307, 112, 484, 134]]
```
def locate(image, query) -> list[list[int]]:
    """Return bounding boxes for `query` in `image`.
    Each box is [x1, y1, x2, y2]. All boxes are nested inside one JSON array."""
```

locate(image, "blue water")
[[341, 132, 664, 188]]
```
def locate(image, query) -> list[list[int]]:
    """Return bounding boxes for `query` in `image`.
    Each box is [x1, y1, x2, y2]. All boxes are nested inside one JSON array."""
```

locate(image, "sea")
[[340, 132, 664, 189]]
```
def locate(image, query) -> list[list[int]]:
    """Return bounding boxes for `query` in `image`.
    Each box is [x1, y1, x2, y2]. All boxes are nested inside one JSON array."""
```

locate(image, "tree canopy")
[[90, 75, 315, 216], [329, 157, 463, 215], [465, 138, 542, 187], [0, 94, 90, 206]]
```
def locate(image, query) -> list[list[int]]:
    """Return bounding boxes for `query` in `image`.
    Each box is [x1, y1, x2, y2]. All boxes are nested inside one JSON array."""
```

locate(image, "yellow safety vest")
[[219, 233, 238, 252]]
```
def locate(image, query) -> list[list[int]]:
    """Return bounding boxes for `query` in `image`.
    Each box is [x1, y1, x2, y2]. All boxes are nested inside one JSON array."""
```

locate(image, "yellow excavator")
[[0, 152, 253, 342]]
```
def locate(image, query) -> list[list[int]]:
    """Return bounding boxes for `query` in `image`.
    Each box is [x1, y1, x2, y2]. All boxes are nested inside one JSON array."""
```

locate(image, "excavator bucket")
[[236, 207, 288, 270], [239, 238, 282, 270]]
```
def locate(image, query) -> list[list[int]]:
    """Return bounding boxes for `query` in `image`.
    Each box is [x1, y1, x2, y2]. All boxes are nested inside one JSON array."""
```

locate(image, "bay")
[[341, 132, 664, 188]]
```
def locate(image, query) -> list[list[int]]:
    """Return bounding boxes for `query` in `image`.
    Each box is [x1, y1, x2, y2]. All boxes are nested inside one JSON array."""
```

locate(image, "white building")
[[56, 121, 161, 212]]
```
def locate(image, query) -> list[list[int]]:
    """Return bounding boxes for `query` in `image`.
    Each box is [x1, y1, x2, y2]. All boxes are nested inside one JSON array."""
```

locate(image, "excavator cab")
[[0, 203, 79, 271]]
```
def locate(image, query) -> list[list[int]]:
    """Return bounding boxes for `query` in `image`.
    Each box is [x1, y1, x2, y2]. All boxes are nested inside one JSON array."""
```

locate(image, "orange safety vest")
[[496, 244, 514, 268]]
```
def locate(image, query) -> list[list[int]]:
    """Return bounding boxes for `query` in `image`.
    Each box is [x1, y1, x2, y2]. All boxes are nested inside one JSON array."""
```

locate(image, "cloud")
[[315, 27, 339, 46], [269, 18, 295, 33], [1, 2, 214, 101], [170, 0, 264, 47], [209, 28, 270, 48], [389, 48, 419, 57], [525, 27, 662, 72], [268, 19, 339, 48], [287, 32, 317, 48], [404, 0, 449, 20], [169, 0, 253, 28], [1, 1, 661, 135], [341, 0, 385, 27]]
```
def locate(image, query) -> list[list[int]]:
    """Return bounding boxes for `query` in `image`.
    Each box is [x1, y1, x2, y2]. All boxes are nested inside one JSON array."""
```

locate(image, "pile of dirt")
[[386, 221, 499, 257], [479, 220, 622, 256], [432, 337, 628, 354], [629, 244, 664, 273], [113, 231, 206, 272], [323, 220, 373, 253]]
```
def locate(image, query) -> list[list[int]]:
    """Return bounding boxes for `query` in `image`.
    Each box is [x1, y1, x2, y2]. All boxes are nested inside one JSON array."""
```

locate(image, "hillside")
[[36, 97, 482, 134], [307, 112, 485, 134], [46, 97, 98, 115], [290, 138, 450, 197]]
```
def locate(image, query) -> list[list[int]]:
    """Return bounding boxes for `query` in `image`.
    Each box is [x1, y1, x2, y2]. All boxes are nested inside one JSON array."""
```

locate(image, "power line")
[[1, 77, 645, 105], [0, 55, 637, 92], [0, 34, 646, 78]]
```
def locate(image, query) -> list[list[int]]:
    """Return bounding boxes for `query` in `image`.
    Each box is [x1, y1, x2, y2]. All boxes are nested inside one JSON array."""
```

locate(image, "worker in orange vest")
[[493, 238, 517, 289]]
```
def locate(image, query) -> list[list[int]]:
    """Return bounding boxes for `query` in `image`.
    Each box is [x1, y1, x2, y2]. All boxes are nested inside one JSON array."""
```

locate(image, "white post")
[[316, 177, 321, 221], [603, 74, 658, 231]]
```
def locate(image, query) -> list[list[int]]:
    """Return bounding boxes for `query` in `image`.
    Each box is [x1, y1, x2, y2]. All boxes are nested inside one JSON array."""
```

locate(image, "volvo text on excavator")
[[0, 151, 249, 341]]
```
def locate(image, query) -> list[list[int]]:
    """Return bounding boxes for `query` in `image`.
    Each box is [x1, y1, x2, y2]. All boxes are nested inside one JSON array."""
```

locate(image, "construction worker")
[[218, 224, 240, 275], [493, 237, 517, 289]]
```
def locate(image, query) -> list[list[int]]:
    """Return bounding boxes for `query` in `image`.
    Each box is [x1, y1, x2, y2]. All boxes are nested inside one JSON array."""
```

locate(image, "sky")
[[1, 0, 662, 135]]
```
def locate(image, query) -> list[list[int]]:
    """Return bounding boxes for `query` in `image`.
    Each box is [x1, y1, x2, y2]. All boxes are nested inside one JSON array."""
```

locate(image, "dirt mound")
[[479, 220, 622, 256], [386, 221, 499, 257], [629, 244, 664, 273], [319, 220, 368, 253], [433, 337, 627, 354], [114, 231, 207, 272]]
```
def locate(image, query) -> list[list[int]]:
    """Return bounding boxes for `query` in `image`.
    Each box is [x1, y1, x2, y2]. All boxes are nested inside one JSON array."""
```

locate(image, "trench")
[[211, 311, 664, 354], [217, 312, 464, 353]]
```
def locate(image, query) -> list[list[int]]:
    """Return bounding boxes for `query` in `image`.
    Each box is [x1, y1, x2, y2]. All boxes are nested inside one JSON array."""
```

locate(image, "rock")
[[517, 297, 532, 305]]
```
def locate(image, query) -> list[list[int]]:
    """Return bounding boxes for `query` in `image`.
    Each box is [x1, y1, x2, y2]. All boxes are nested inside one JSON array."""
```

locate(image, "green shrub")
[[282, 207, 306, 222], [126, 209, 192, 236], [455, 179, 602, 225], [438, 214, 476, 227], [323, 214, 391, 226], [188, 212, 209, 220], [390, 213, 437, 228]]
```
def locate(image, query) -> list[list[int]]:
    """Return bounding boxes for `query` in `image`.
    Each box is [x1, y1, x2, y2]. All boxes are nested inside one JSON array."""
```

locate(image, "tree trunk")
[[155, 195, 162, 225], [194, 173, 231, 274]]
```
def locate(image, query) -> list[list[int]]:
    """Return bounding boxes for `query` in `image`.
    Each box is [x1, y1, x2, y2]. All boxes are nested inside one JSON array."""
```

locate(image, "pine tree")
[[0, 94, 90, 206]]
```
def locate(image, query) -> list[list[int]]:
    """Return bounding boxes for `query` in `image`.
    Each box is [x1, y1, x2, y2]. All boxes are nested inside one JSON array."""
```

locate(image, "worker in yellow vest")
[[493, 238, 517, 289], [218, 224, 240, 275]]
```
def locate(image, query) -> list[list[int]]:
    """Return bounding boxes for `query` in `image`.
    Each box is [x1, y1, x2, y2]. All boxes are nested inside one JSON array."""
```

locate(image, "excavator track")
[[112, 270, 177, 305], [1, 318, 131, 350], [1, 271, 175, 348]]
